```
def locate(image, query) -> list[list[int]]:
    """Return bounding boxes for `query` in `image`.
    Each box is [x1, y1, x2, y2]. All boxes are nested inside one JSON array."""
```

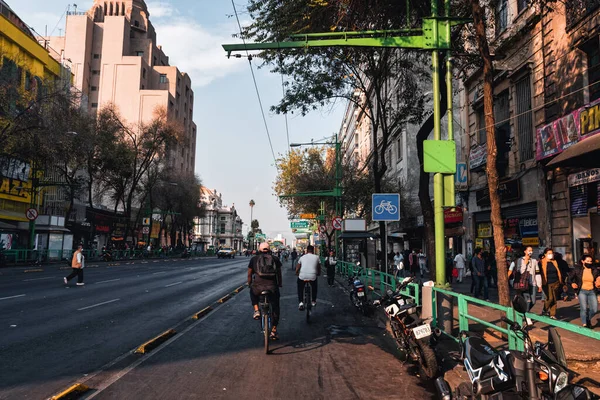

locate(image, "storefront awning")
[[0, 220, 17, 231], [547, 133, 600, 168]]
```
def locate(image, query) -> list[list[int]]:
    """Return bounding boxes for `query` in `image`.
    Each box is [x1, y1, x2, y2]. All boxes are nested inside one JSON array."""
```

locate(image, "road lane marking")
[[23, 276, 56, 282], [0, 294, 26, 301], [165, 281, 183, 287], [95, 279, 121, 284], [77, 298, 120, 311], [152, 271, 167, 275]]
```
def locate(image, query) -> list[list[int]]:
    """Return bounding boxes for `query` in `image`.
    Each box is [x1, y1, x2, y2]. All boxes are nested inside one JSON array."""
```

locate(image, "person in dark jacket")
[[325, 250, 337, 287], [540, 248, 564, 319], [472, 247, 489, 300], [570, 255, 600, 327]]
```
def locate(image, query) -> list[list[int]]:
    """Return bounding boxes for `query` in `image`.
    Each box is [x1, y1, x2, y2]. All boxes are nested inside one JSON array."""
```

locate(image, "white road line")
[[165, 281, 183, 287], [23, 276, 56, 282], [95, 279, 121, 284], [77, 298, 120, 311], [152, 271, 167, 275], [0, 294, 26, 301]]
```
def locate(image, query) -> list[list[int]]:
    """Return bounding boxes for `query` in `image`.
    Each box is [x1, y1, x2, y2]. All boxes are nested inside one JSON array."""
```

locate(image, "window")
[[477, 108, 486, 145], [159, 74, 167, 83], [495, 0, 508, 35], [93, 54, 100, 59], [220, 223, 226, 234], [142, 68, 146, 79], [221, 217, 226, 220], [136, 51, 144, 57], [92, 70, 100, 75], [583, 37, 600, 102], [515, 75, 534, 161], [90, 86, 97, 91], [517, 0, 529, 13], [494, 90, 511, 178], [397, 133, 403, 161], [24, 71, 31, 91], [91, 103, 98, 108], [566, 0, 600, 30]]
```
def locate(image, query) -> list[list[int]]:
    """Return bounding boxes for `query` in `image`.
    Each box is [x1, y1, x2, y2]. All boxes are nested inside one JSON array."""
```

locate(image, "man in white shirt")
[[296, 245, 321, 310], [453, 252, 467, 283]]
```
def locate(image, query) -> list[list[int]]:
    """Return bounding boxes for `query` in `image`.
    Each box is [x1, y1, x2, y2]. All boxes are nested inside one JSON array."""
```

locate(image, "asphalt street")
[[84, 262, 436, 400], [0, 256, 248, 400]]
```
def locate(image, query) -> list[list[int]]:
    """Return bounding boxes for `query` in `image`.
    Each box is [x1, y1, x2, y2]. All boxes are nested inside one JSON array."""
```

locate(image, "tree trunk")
[[471, 0, 509, 306], [416, 51, 448, 281]]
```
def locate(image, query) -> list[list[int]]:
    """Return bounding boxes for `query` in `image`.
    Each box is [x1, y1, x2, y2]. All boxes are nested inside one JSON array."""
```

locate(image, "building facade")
[[459, 0, 600, 265], [47, 0, 196, 174], [193, 187, 244, 252]]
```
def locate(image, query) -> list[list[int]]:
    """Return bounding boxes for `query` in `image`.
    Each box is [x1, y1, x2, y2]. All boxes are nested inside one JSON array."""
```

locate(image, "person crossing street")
[[64, 244, 85, 286]]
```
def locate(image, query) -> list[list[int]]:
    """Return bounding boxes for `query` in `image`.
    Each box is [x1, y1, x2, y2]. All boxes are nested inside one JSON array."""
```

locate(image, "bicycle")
[[374, 200, 398, 215], [259, 290, 273, 354], [303, 280, 313, 323]]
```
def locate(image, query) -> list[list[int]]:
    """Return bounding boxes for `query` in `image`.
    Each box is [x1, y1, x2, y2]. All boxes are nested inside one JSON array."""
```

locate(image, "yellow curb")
[[192, 306, 212, 320], [233, 285, 245, 293], [23, 268, 43, 273], [217, 294, 232, 304], [50, 383, 89, 399], [134, 329, 176, 354]]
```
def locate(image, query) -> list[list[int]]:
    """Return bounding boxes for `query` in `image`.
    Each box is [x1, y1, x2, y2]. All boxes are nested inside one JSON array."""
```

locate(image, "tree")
[[242, 0, 430, 259]]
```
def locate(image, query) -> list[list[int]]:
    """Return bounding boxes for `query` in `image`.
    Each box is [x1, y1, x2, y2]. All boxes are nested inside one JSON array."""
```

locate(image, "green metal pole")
[[432, 0, 446, 285], [443, 0, 456, 208], [29, 170, 37, 253]]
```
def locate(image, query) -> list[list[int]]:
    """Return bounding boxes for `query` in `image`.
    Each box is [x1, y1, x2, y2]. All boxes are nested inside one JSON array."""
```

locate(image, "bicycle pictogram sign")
[[372, 194, 400, 221]]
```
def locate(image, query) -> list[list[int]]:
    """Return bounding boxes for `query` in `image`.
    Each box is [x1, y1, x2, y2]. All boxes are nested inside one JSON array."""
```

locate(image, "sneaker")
[[253, 310, 260, 320], [298, 302, 304, 311], [550, 316, 557, 320], [63, 277, 67, 285], [583, 323, 588, 328], [76, 282, 85, 286], [311, 301, 317, 307]]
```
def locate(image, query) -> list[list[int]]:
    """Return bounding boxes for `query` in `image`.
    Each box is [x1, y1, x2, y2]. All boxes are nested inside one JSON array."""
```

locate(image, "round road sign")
[[25, 208, 38, 221], [319, 225, 327, 233], [332, 217, 343, 230]]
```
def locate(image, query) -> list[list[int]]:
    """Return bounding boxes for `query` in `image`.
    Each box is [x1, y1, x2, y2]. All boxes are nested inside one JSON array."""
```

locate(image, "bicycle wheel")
[[263, 313, 269, 354], [305, 285, 311, 323], [374, 205, 384, 214]]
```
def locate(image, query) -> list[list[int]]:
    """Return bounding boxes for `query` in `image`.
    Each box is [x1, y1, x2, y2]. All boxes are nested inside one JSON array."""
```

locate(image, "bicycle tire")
[[304, 285, 311, 323], [263, 313, 269, 354]]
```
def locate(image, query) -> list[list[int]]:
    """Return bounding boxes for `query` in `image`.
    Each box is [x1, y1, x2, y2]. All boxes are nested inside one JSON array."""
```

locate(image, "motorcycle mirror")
[[373, 300, 380, 306], [402, 277, 412, 284], [512, 294, 528, 314]]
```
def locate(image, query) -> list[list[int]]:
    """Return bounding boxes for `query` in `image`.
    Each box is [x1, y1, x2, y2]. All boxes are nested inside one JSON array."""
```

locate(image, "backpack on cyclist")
[[255, 254, 277, 278]]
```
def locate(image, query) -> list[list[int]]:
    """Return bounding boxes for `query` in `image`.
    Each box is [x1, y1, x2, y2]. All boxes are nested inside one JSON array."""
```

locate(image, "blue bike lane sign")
[[372, 193, 400, 221]]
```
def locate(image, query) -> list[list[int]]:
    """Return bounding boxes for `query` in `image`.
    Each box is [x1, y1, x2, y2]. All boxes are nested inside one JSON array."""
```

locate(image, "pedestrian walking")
[[394, 252, 404, 280], [409, 249, 419, 277], [325, 250, 337, 287], [508, 246, 542, 312], [453, 251, 467, 283], [540, 248, 565, 319], [418, 249, 427, 278], [472, 247, 489, 301], [570, 255, 600, 327], [64, 244, 85, 286], [290, 248, 298, 270]]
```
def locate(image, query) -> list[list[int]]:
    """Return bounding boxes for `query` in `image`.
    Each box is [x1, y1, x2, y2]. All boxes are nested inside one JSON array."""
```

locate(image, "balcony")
[[566, 0, 600, 30]]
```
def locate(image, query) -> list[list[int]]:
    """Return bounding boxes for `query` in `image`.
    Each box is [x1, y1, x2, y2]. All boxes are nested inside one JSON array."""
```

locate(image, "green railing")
[[431, 287, 600, 352], [0, 248, 211, 266], [333, 259, 420, 306]]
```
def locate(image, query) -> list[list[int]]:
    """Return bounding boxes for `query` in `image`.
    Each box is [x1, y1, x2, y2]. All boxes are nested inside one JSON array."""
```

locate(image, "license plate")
[[357, 291, 365, 297], [412, 324, 431, 340]]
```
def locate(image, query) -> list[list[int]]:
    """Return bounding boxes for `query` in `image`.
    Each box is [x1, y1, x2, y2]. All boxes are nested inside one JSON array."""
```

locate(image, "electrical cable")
[[230, 0, 277, 165], [281, 73, 291, 151], [49, 5, 69, 36]]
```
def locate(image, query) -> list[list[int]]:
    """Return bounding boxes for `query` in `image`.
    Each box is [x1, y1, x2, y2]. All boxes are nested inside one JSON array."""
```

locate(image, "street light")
[[249, 199, 255, 250]]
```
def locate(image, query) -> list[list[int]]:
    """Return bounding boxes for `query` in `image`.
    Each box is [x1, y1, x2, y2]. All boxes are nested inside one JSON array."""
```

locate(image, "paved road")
[[0, 257, 248, 400], [84, 263, 436, 400]]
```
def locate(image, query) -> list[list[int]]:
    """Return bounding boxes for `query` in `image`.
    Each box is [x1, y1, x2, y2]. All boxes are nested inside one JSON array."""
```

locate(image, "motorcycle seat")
[[260, 290, 273, 295], [465, 336, 497, 369]]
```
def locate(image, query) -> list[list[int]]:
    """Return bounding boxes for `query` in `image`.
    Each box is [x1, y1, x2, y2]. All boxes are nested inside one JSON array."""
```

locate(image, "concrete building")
[[193, 187, 244, 252], [47, 0, 196, 174], [459, 0, 600, 264]]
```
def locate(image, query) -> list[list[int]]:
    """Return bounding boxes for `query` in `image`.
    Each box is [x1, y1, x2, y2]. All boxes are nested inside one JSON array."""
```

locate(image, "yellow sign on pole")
[[300, 213, 317, 219]]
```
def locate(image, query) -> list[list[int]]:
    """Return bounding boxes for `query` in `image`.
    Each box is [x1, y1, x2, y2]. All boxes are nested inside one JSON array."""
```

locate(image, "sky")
[[10, 0, 346, 244]]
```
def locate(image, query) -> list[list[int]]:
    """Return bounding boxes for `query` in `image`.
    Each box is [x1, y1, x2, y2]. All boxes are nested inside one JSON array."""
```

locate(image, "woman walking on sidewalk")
[[570, 255, 600, 328], [540, 248, 564, 319]]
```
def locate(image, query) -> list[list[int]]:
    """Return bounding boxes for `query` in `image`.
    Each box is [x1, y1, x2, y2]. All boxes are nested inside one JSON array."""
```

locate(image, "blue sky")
[[11, 0, 346, 244]]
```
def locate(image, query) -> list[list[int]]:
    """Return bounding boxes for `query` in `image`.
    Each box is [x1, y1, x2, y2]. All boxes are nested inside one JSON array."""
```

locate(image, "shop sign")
[[477, 222, 492, 238], [568, 168, 600, 187], [519, 217, 538, 236], [476, 179, 520, 207], [444, 207, 464, 224], [475, 238, 483, 248], [469, 144, 487, 170], [0, 177, 32, 203], [96, 225, 110, 233], [503, 218, 520, 237], [536, 98, 600, 160], [522, 237, 540, 246]]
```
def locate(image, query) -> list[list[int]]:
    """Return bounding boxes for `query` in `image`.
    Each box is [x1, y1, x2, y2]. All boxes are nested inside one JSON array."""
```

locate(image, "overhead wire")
[[281, 73, 291, 152], [230, 0, 277, 165]]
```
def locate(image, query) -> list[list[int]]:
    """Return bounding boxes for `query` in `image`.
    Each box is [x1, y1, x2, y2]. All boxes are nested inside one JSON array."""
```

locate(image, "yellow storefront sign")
[[475, 238, 483, 248], [477, 222, 492, 238], [0, 178, 32, 203], [522, 237, 540, 246]]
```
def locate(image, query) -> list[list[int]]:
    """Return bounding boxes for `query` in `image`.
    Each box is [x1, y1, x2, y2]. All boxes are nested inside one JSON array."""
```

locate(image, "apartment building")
[[47, 0, 196, 174]]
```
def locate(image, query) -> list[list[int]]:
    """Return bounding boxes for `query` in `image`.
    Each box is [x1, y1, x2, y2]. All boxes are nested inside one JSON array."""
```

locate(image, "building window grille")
[[566, 0, 600, 30], [477, 108, 486, 145], [495, 0, 508, 36], [583, 38, 600, 102], [397, 133, 403, 161], [515, 75, 534, 161], [159, 74, 167, 83]]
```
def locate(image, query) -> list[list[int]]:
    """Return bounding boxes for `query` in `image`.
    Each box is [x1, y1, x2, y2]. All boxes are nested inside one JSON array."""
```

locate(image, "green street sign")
[[290, 221, 309, 229]]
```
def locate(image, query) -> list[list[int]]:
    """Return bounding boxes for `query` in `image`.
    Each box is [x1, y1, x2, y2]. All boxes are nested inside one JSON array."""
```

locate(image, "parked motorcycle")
[[348, 272, 371, 316], [102, 250, 113, 262], [374, 276, 439, 379], [435, 295, 595, 400]]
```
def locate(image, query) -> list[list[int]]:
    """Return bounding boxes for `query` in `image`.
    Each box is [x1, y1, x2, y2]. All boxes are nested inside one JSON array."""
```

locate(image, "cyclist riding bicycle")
[[296, 245, 321, 310], [248, 242, 282, 339]]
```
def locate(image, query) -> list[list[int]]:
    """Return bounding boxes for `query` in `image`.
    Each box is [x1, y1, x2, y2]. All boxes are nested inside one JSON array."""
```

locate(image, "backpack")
[[255, 254, 277, 278], [512, 258, 531, 291]]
